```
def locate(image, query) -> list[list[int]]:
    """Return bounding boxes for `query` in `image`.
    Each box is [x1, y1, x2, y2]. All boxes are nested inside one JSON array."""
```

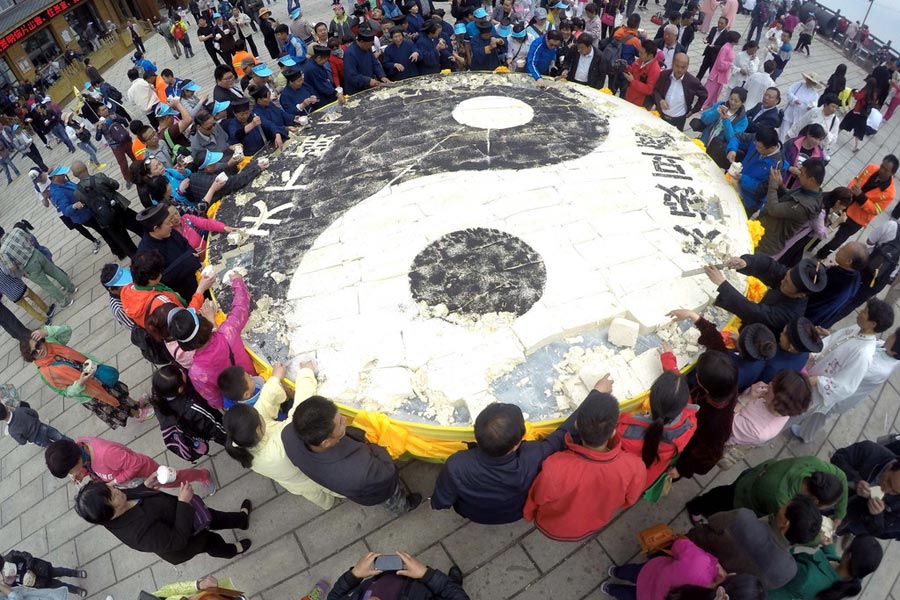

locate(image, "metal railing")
[[801, 0, 897, 69]]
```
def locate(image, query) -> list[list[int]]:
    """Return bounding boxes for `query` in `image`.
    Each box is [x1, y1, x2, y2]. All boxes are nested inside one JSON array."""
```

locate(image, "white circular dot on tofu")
[[451, 95, 535, 130]]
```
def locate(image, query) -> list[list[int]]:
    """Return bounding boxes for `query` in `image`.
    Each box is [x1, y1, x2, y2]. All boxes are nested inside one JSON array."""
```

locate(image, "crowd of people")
[[0, 0, 898, 599]]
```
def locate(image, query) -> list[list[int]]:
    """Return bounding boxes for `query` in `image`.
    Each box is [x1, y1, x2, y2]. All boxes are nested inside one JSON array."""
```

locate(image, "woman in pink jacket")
[[166, 204, 238, 260], [169, 274, 258, 409], [601, 538, 763, 600], [703, 31, 741, 108]]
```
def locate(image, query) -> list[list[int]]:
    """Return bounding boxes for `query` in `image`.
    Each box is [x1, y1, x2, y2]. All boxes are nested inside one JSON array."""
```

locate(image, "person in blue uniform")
[[469, 20, 505, 71], [302, 45, 342, 109], [404, 1, 425, 35], [279, 69, 319, 117], [227, 98, 273, 154], [250, 86, 297, 144], [415, 20, 445, 75], [343, 29, 391, 94], [383, 27, 420, 80]]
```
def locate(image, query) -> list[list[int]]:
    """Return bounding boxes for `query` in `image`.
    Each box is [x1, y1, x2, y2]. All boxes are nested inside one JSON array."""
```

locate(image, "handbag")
[[637, 523, 680, 555], [706, 135, 731, 170], [650, 12, 664, 26], [188, 588, 246, 600], [93, 363, 119, 388], [190, 494, 213, 533], [601, 12, 615, 26]]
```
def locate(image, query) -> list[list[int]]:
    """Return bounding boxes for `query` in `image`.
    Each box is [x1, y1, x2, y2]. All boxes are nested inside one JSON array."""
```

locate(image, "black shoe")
[[405, 492, 423, 512], [46, 303, 57, 318], [236, 538, 252, 554], [241, 498, 253, 517], [448, 565, 463, 585], [77, 570, 87, 578]]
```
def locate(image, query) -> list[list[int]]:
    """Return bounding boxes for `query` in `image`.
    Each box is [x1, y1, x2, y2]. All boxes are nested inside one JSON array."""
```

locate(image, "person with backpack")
[[747, 0, 771, 44], [157, 16, 183, 60], [599, 13, 642, 94], [62, 112, 103, 169], [151, 364, 227, 463], [171, 16, 196, 58], [71, 161, 142, 260], [94, 104, 134, 185], [155, 98, 193, 160]]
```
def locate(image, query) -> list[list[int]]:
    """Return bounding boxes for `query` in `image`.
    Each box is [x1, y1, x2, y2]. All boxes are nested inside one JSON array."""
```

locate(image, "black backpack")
[[599, 33, 633, 74], [865, 226, 900, 288], [79, 176, 121, 228]]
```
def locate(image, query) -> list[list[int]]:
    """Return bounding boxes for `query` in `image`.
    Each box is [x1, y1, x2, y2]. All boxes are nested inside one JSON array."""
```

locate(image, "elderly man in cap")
[[792, 299, 896, 443], [279, 69, 319, 117], [344, 29, 391, 94], [469, 20, 504, 71], [709, 255, 828, 335], [226, 98, 271, 155], [276, 23, 308, 63], [652, 52, 707, 130], [135, 204, 204, 301], [0, 209, 76, 308], [303, 45, 345, 108], [191, 107, 232, 154], [187, 148, 265, 206]]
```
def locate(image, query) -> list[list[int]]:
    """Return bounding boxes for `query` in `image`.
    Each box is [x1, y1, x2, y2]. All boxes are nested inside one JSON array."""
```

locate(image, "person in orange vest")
[[814, 155, 899, 260], [231, 38, 255, 77]]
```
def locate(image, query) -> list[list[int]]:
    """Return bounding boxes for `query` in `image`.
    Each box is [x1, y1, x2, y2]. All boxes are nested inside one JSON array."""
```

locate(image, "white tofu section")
[[285, 89, 753, 423], [608, 317, 640, 348]]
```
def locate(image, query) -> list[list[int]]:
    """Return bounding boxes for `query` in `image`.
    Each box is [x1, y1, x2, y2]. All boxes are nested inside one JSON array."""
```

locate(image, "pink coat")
[[709, 42, 735, 85], [637, 538, 720, 600], [188, 276, 257, 409], [174, 214, 227, 256]]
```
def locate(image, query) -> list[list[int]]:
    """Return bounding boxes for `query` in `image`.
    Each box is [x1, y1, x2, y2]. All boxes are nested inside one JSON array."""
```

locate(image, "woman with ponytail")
[[616, 345, 698, 489], [769, 535, 882, 600], [221, 359, 340, 510]]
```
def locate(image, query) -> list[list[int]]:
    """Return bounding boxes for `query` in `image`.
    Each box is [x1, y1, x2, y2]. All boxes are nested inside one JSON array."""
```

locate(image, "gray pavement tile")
[[1, 441, 42, 480], [47, 500, 91, 552], [0, 518, 22, 553], [862, 540, 900, 600], [514, 540, 611, 600], [235, 487, 322, 549], [259, 540, 368, 600], [364, 504, 467, 557], [47, 401, 95, 438], [0, 466, 20, 503], [20, 485, 68, 539], [212, 532, 306, 595], [97, 567, 158, 600], [19, 446, 53, 487], [1, 475, 43, 526], [18, 526, 49, 558], [519, 529, 586, 575], [43, 540, 79, 577], [417, 542, 456, 574], [460, 543, 538, 600], [443, 519, 535, 574], [112, 538, 161, 582], [150, 544, 236, 592], [80, 552, 116, 597], [209, 445, 255, 487], [296, 501, 394, 564], [74, 524, 122, 565]]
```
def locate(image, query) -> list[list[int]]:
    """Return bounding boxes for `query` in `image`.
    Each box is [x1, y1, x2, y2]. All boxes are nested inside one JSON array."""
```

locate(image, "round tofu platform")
[[207, 72, 752, 427]]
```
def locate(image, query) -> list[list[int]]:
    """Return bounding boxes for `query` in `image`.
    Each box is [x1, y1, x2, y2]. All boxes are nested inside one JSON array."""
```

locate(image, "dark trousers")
[[382, 479, 412, 516], [111, 144, 134, 184], [747, 19, 765, 44], [32, 423, 71, 447], [239, 32, 259, 56], [828, 275, 888, 326], [815, 219, 864, 259], [686, 483, 736, 517], [133, 36, 146, 53], [795, 32, 812, 54], [145, 111, 160, 130], [24, 144, 47, 171], [101, 221, 139, 259], [181, 37, 195, 57], [0, 299, 29, 341], [202, 508, 250, 558], [606, 563, 646, 600], [38, 566, 83, 594], [661, 112, 687, 131], [205, 44, 223, 66], [697, 50, 716, 81], [59, 215, 98, 243]]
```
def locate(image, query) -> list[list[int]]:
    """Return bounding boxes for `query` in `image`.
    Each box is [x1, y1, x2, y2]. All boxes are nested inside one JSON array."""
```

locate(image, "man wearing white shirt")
[[652, 53, 707, 130], [560, 34, 605, 88], [744, 59, 777, 109], [654, 25, 685, 71], [125, 68, 160, 128]]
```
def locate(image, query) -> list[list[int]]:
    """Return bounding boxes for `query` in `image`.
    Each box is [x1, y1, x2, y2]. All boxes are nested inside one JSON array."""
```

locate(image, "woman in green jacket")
[[768, 536, 882, 600]]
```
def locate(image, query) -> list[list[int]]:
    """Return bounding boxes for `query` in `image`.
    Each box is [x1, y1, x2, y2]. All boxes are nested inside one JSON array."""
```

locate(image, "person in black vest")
[[696, 16, 730, 81], [282, 395, 422, 516], [135, 204, 202, 301]]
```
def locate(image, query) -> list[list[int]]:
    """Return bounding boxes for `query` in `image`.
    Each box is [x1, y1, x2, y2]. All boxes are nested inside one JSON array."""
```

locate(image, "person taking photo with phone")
[[327, 551, 469, 600]]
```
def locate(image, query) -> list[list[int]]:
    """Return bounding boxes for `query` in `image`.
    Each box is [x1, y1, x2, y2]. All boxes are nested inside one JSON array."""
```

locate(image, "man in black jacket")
[[560, 34, 607, 89], [832, 440, 900, 539], [696, 16, 730, 81], [653, 53, 707, 130], [709, 255, 827, 335], [135, 204, 202, 301], [743, 87, 783, 135], [328, 551, 469, 600], [187, 148, 263, 205], [282, 396, 422, 516]]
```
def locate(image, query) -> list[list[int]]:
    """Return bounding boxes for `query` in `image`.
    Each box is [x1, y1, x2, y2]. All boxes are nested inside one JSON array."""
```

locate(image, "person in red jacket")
[[624, 39, 662, 108], [616, 349, 699, 489], [524, 377, 646, 541]]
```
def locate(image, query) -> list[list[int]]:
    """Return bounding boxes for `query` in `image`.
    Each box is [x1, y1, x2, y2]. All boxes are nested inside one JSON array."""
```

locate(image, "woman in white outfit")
[[727, 40, 760, 92], [787, 93, 842, 159], [780, 71, 823, 141]]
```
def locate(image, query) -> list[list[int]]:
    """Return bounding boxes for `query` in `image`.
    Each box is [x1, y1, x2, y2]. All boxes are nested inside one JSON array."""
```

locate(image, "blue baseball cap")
[[181, 80, 200, 92], [278, 56, 298, 66], [552, 1, 568, 8], [510, 24, 527, 37], [48, 165, 69, 177], [473, 7, 487, 18], [290, 8, 301, 19], [11, 124, 18, 131], [252, 64, 273, 77], [212, 100, 230, 115], [497, 23, 511, 37], [83, 81, 92, 89], [155, 103, 179, 117], [213, 12, 221, 18], [198, 150, 224, 169], [454, 22, 467, 35], [102, 265, 133, 288]]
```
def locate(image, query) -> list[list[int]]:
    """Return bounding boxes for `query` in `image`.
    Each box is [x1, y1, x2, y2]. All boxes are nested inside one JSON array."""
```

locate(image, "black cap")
[[789, 258, 827, 294], [475, 20, 492, 32], [136, 204, 169, 231], [737, 323, 777, 361], [433, 7, 445, 17], [231, 97, 251, 112], [785, 317, 824, 353], [284, 68, 303, 82], [312, 44, 331, 58], [357, 28, 375, 40]]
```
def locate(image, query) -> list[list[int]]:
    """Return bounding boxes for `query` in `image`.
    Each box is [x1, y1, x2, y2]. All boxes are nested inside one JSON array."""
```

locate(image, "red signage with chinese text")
[[0, 0, 85, 55]]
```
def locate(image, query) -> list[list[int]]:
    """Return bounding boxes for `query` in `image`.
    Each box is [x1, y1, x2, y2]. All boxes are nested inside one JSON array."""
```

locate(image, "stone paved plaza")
[[1, 3, 900, 599]]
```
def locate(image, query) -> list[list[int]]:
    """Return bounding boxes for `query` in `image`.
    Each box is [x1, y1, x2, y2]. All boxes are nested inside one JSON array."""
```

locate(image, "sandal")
[[241, 498, 253, 517]]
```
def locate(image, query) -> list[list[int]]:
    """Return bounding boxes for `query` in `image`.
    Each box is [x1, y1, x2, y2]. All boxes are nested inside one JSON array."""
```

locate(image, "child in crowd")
[[1, 551, 87, 597], [524, 378, 646, 541], [150, 364, 227, 447], [0, 401, 69, 448], [218, 364, 267, 410]]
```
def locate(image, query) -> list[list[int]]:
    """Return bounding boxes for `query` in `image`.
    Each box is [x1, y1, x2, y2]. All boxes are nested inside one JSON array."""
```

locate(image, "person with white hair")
[[654, 24, 685, 70]]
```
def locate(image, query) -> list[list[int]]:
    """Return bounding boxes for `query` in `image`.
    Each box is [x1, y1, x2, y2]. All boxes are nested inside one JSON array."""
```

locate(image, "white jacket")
[[787, 106, 841, 153], [728, 51, 759, 90]]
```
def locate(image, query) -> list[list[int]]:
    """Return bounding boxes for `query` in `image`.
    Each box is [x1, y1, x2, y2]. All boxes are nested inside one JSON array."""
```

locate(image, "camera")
[[611, 58, 628, 73]]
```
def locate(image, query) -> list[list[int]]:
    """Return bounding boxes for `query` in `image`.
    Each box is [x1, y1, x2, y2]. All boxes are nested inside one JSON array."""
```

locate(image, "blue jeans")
[[606, 563, 645, 600], [32, 423, 71, 448], [286, 0, 300, 10], [52, 123, 76, 152], [77, 140, 99, 164], [0, 157, 19, 183]]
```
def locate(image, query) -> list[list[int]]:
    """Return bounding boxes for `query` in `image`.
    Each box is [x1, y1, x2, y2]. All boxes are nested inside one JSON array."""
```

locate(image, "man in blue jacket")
[[430, 381, 595, 524], [732, 126, 783, 216], [415, 20, 446, 75], [526, 30, 563, 84], [343, 29, 391, 95]]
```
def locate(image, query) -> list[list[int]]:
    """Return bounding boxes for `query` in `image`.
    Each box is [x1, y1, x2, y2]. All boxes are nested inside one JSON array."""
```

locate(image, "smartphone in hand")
[[374, 554, 404, 571]]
